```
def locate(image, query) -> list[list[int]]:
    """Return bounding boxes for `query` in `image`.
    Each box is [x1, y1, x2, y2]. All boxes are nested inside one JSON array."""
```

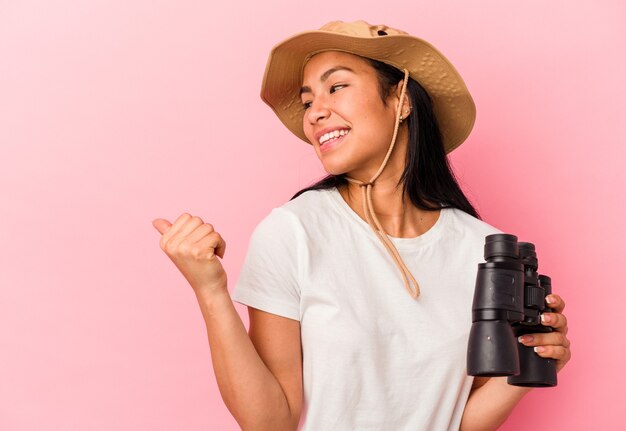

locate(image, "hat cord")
[[344, 68, 421, 299]]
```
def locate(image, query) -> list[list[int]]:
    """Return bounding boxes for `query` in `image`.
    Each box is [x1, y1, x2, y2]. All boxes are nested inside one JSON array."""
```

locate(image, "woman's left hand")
[[517, 293, 572, 372]]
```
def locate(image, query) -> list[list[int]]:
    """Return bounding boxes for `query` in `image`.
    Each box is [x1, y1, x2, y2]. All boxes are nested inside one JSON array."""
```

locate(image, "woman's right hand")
[[152, 213, 228, 295]]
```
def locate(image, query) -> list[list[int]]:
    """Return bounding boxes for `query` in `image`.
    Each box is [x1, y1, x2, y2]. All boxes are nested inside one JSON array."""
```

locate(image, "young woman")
[[152, 20, 571, 430]]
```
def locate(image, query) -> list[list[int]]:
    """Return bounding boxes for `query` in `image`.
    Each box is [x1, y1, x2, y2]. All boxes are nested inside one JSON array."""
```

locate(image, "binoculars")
[[467, 233, 557, 387]]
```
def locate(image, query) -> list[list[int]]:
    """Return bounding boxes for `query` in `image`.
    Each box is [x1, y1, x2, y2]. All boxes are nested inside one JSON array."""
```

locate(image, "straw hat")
[[260, 19, 476, 153]]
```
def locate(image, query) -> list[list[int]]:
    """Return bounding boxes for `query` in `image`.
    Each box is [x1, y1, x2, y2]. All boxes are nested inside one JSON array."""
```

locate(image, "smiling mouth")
[[319, 129, 350, 149]]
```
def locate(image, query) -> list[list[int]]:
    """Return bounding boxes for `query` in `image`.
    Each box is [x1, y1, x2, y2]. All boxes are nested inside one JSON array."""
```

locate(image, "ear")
[[393, 79, 412, 120]]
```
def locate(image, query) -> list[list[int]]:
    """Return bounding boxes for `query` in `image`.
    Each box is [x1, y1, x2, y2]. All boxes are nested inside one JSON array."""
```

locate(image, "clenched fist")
[[152, 212, 227, 295]]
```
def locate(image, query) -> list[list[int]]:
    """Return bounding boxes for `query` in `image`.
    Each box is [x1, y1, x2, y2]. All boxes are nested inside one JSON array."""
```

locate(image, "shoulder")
[[445, 207, 504, 241], [252, 188, 330, 240], [278, 188, 330, 217]]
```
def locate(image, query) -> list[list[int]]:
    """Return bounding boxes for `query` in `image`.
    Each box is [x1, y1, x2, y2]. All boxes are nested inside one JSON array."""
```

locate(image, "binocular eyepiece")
[[467, 233, 557, 387]]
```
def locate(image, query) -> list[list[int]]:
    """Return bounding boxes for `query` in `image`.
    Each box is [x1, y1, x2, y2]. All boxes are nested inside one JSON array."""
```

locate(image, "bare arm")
[[152, 214, 302, 431], [460, 377, 532, 431], [196, 287, 302, 431]]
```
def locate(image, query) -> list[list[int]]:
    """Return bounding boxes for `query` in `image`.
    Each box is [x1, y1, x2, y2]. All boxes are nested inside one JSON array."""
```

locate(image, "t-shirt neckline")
[[324, 186, 450, 251]]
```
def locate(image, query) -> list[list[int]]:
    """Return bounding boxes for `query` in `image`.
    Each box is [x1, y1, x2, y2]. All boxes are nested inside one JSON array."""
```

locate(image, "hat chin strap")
[[344, 68, 421, 299]]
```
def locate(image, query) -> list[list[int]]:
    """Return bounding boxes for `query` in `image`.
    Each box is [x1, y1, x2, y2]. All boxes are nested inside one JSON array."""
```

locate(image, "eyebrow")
[[299, 66, 355, 96]]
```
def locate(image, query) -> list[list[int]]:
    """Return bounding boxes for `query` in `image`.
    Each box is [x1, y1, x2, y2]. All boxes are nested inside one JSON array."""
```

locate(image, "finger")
[[152, 218, 172, 235], [215, 232, 226, 259], [184, 223, 215, 244], [518, 332, 570, 348], [168, 216, 205, 248], [160, 213, 192, 248], [195, 231, 226, 259], [532, 345, 571, 362], [546, 293, 565, 314], [541, 312, 568, 332]]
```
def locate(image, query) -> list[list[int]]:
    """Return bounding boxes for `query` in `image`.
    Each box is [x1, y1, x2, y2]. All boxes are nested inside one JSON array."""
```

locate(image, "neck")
[[337, 177, 440, 239]]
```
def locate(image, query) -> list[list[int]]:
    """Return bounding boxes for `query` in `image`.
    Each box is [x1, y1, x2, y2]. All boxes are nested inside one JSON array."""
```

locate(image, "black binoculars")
[[467, 233, 557, 387]]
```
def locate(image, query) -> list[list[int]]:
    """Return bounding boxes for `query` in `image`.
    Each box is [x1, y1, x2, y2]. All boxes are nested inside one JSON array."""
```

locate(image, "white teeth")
[[319, 129, 349, 145]]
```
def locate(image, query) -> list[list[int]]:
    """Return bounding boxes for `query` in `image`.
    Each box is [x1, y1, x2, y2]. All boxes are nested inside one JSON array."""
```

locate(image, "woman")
[[152, 20, 571, 430]]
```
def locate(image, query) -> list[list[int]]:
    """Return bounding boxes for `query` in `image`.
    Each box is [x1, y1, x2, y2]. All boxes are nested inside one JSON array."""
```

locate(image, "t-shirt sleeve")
[[230, 207, 302, 321]]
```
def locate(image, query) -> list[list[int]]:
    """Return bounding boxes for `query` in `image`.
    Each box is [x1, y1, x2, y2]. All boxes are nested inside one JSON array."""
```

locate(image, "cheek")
[[302, 119, 311, 140], [355, 99, 393, 142]]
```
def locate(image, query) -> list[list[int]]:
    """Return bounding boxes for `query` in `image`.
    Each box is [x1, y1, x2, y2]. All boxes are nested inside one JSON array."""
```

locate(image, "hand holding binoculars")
[[467, 233, 557, 387]]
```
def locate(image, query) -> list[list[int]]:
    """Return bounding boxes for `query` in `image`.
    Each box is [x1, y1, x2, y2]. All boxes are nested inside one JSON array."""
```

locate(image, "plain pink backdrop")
[[1, 1, 624, 429]]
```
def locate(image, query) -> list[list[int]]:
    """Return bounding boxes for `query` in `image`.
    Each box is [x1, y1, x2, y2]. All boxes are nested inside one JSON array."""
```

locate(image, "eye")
[[302, 101, 312, 111], [330, 84, 346, 94]]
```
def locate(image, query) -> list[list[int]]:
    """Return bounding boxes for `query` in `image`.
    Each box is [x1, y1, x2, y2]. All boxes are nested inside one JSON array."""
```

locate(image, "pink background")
[[1, 1, 624, 429]]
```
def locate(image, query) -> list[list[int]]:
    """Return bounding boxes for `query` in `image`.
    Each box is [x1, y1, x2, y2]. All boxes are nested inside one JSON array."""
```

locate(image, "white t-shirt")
[[231, 187, 503, 431]]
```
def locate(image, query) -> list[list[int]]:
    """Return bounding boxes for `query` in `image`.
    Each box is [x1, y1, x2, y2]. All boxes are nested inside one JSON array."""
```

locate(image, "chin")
[[322, 163, 352, 177], [320, 163, 339, 175], [316, 144, 364, 177]]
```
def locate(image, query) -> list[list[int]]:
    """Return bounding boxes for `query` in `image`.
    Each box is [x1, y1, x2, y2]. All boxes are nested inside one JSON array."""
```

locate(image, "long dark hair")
[[290, 57, 480, 219]]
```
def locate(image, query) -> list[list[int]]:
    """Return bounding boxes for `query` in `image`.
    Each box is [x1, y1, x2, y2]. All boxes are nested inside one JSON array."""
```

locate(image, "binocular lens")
[[467, 320, 520, 376], [484, 234, 518, 260]]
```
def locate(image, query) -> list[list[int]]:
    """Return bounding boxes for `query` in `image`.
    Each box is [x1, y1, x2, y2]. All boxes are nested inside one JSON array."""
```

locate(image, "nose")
[[305, 97, 331, 125]]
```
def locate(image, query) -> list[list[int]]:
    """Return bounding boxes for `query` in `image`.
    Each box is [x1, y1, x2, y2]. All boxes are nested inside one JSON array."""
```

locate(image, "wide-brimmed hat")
[[260, 20, 476, 153]]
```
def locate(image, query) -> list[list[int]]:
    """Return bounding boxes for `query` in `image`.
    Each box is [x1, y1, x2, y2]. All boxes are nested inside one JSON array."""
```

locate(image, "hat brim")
[[260, 30, 476, 154]]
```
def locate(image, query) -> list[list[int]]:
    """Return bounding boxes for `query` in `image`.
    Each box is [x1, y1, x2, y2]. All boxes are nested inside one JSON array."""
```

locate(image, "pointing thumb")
[[152, 218, 172, 235]]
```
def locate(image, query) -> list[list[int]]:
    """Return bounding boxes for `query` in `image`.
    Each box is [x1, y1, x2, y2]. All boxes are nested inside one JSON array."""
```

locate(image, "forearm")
[[460, 377, 533, 431], [195, 287, 295, 431]]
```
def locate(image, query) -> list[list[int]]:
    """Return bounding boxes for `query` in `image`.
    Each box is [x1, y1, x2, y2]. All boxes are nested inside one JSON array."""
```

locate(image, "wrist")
[[193, 281, 231, 316], [191, 272, 228, 296]]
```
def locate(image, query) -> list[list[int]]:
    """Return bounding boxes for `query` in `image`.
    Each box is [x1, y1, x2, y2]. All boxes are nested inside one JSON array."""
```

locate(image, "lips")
[[320, 130, 349, 153], [314, 127, 351, 145], [319, 129, 350, 144]]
